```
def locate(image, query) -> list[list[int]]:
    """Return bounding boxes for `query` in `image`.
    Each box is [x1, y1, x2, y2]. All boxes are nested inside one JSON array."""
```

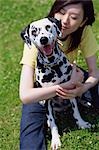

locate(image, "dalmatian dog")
[[21, 18, 91, 150]]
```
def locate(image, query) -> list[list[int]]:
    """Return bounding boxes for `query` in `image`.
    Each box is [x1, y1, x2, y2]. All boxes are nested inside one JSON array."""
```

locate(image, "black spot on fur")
[[71, 102, 75, 108], [67, 66, 72, 74], [63, 56, 67, 64], [60, 79, 66, 83], [54, 45, 59, 54], [48, 56, 55, 63], [50, 118, 52, 122], [34, 81, 42, 87], [52, 79, 56, 83], [75, 118, 78, 122], [37, 58, 44, 68], [42, 72, 54, 82], [59, 61, 63, 66], [41, 67, 46, 73], [67, 75, 71, 81], [37, 75, 40, 80], [52, 65, 62, 78]]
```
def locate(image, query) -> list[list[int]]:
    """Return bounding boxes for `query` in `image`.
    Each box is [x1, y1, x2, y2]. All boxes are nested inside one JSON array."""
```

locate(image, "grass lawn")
[[0, 0, 99, 149]]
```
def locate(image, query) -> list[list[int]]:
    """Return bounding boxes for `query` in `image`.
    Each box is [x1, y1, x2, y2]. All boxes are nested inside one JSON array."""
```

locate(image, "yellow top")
[[20, 25, 99, 68]]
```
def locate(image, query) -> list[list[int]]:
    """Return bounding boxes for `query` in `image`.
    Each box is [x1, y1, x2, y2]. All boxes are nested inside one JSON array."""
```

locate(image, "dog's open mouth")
[[43, 45, 53, 56]]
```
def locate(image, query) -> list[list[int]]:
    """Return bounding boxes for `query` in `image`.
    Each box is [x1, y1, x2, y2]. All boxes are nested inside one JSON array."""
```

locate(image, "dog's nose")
[[40, 37, 48, 45]]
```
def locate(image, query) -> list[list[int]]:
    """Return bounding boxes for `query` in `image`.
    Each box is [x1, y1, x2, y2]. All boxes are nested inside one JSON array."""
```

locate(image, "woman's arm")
[[84, 55, 99, 90], [19, 65, 58, 104], [19, 64, 82, 104], [56, 55, 99, 98], [79, 55, 99, 95]]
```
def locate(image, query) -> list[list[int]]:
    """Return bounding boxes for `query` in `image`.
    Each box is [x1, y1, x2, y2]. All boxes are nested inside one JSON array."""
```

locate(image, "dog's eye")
[[45, 25, 51, 31], [31, 29, 37, 36]]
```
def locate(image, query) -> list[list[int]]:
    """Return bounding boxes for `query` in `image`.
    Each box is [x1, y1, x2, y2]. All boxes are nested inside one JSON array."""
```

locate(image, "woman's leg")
[[20, 102, 47, 150]]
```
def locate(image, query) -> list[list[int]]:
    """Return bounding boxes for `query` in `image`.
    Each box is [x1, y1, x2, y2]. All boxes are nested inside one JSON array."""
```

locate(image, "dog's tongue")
[[43, 45, 52, 56]]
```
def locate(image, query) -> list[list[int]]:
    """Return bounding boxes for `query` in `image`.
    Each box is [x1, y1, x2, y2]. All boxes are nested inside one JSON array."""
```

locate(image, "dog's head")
[[21, 18, 62, 56]]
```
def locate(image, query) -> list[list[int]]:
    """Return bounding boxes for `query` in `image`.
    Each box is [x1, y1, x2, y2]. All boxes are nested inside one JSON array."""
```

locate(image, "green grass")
[[0, 0, 99, 149]]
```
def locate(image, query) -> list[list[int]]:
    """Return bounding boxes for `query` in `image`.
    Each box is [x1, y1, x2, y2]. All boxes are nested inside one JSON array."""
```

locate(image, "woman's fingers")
[[56, 87, 76, 99], [56, 82, 83, 99], [56, 92, 75, 99]]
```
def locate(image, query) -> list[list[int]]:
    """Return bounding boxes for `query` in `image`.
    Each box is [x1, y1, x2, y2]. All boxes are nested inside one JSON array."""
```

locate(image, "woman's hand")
[[56, 82, 84, 99], [56, 64, 84, 99]]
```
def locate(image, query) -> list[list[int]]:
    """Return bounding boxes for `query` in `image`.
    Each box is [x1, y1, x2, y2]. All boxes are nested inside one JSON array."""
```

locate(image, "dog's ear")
[[20, 24, 32, 48], [48, 17, 62, 37], [48, 17, 62, 30], [54, 23, 62, 38]]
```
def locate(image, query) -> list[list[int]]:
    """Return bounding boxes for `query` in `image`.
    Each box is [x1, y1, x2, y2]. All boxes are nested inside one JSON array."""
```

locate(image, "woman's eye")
[[45, 25, 51, 31], [71, 16, 78, 20]]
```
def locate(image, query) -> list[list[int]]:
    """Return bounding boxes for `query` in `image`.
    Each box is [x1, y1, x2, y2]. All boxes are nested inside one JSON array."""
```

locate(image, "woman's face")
[[54, 3, 84, 39]]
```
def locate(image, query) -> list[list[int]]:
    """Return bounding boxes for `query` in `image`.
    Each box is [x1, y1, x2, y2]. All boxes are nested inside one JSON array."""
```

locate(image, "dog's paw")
[[51, 135, 61, 150], [77, 120, 91, 129]]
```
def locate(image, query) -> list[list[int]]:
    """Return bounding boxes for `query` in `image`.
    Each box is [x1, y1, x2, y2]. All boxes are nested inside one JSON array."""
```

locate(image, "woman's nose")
[[62, 14, 69, 25]]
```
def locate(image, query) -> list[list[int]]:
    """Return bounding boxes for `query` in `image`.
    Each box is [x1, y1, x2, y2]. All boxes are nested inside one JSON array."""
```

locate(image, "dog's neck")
[[37, 42, 61, 67]]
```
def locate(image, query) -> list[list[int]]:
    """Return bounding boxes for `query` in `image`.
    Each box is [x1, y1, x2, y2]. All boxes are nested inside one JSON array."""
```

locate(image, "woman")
[[47, 0, 99, 108], [19, 0, 99, 149]]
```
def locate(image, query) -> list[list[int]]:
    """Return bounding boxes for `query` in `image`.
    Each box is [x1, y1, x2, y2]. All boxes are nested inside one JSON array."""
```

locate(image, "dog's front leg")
[[47, 100, 61, 150], [70, 98, 91, 129]]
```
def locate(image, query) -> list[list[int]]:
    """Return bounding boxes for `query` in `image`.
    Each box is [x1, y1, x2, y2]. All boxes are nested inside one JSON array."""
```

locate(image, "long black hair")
[[47, 0, 95, 53]]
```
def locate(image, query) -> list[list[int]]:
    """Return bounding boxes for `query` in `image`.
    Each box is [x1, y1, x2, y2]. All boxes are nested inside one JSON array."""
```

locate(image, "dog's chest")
[[35, 50, 72, 87]]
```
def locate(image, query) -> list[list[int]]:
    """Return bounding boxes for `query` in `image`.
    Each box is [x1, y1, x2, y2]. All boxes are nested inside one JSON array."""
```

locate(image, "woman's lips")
[[62, 26, 69, 30]]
